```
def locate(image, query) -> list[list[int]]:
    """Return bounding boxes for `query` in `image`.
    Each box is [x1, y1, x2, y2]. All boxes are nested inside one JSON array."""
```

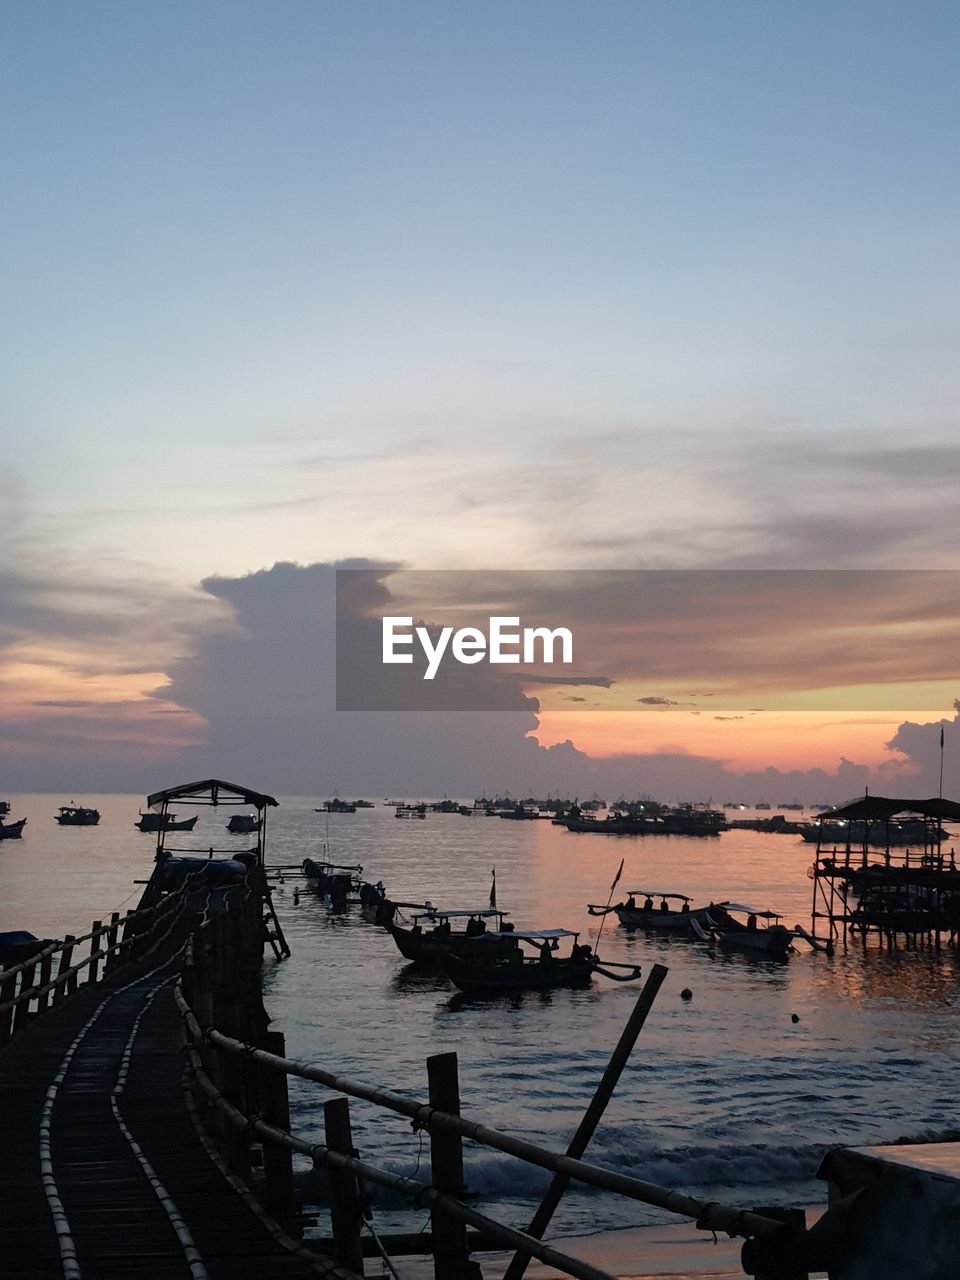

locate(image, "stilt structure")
[[809, 794, 960, 950]]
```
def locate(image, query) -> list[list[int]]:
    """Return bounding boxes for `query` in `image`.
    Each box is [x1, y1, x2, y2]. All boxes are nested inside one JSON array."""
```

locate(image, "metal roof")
[[625, 891, 691, 901], [145, 778, 279, 809], [817, 795, 960, 822]]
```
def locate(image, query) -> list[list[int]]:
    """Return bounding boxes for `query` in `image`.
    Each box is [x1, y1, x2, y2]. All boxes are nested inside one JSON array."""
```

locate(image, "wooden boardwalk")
[[0, 904, 333, 1280]]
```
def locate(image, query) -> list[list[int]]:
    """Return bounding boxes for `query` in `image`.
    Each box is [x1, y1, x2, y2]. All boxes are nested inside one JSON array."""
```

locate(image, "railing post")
[[427, 1052, 476, 1280], [59, 936, 77, 1002], [37, 952, 53, 1015], [258, 1032, 297, 1224], [12, 961, 36, 1035], [0, 969, 17, 1043], [324, 1097, 364, 1275], [89, 921, 103, 986], [117, 910, 134, 966], [213, 996, 251, 1173]]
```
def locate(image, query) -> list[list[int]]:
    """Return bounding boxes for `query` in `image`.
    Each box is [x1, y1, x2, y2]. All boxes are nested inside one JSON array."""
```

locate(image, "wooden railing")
[[174, 902, 811, 1280], [0, 873, 197, 1044]]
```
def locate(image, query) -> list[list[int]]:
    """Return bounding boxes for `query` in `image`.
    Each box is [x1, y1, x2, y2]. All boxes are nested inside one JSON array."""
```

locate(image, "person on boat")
[[680, 900, 690, 914], [465, 916, 479, 936], [747, 913, 758, 930], [538, 939, 553, 963], [474, 917, 487, 935], [659, 898, 670, 913], [625, 895, 637, 910], [643, 896, 654, 912]]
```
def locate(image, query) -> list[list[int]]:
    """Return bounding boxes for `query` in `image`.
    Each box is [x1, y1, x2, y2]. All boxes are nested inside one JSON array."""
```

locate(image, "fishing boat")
[[692, 902, 796, 959], [55, 805, 100, 826], [394, 804, 426, 819], [0, 817, 26, 840], [134, 811, 198, 832], [301, 857, 364, 909], [443, 929, 644, 992], [226, 813, 261, 834], [315, 799, 357, 813], [387, 907, 513, 963], [587, 891, 712, 932]]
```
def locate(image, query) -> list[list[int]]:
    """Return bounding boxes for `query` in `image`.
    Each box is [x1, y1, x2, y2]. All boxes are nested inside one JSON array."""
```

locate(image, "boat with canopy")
[[588, 890, 713, 932], [443, 928, 644, 991], [692, 902, 796, 959]]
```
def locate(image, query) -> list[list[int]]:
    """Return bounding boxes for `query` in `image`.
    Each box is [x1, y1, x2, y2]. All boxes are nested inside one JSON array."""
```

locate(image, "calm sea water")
[[2, 794, 959, 1243]]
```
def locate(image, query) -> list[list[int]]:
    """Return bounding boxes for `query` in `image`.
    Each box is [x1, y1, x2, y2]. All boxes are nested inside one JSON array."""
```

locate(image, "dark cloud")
[[638, 696, 678, 706]]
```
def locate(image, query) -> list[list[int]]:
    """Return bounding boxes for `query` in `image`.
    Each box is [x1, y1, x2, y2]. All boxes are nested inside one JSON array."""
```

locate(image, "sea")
[[2, 794, 958, 1248]]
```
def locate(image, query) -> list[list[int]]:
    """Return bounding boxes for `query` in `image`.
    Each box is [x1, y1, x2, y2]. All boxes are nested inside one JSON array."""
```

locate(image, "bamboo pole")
[[504, 964, 668, 1280]]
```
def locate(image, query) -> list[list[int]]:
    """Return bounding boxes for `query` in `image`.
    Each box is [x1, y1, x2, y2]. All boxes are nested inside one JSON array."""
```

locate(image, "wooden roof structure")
[[146, 778, 278, 810]]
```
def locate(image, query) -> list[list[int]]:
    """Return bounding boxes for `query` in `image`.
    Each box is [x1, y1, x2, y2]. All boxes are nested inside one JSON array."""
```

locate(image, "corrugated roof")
[[145, 778, 279, 809], [817, 795, 960, 822]]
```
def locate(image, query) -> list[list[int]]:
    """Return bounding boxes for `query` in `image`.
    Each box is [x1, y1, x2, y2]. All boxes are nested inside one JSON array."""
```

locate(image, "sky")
[[2, 2, 959, 797]]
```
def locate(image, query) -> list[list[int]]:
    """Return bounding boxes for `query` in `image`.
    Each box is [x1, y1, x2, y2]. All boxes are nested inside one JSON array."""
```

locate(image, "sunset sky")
[[2, 3, 960, 796]]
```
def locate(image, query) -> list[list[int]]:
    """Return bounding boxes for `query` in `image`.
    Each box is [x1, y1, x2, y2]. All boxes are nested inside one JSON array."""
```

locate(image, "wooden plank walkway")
[[0, 906, 333, 1280]]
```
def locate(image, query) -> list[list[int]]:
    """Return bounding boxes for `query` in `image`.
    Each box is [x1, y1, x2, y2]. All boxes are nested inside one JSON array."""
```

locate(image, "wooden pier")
[[5, 775, 931, 1279]]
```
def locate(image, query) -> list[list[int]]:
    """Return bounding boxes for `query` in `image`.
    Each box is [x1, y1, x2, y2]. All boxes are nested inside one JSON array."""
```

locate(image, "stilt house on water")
[[809, 794, 960, 950]]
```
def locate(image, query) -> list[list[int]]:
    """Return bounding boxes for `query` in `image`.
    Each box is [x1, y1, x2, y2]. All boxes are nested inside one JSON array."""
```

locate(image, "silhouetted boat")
[[443, 929, 643, 992], [226, 813, 261, 834], [693, 903, 795, 959], [387, 907, 511, 963], [0, 817, 26, 840], [588, 891, 712, 932], [315, 799, 357, 813], [55, 805, 100, 826], [135, 811, 198, 832]]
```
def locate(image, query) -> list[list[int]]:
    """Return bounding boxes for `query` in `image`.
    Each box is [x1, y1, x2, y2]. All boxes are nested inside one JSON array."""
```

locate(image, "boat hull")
[[613, 904, 712, 932], [387, 922, 515, 965], [0, 818, 26, 840], [444, 955, 595, 992]]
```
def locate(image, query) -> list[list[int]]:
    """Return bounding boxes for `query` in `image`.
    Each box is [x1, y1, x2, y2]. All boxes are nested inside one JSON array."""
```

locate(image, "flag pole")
[[593, 857, 624, 958], [939, 725, 945, 799]]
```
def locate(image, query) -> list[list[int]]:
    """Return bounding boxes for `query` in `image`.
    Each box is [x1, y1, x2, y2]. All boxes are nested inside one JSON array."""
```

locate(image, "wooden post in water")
[[324, 1096, 364, 1275], [258, 1031, 297, 1223], [426, 1052, 475, 1280], [503, 963, 669, 1280]]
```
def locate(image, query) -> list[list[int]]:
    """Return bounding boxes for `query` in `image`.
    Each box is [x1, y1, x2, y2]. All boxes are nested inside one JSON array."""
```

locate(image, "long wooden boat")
[[55, 805, 100, 826], [226, 813, 261, 833], [135, 811, 198, 832], [443, 929, 643, 992], [588, 890, 713, 932], [693, 903, 795, 959], [387, 907, 512, 963], [0, 817, 26, 840]]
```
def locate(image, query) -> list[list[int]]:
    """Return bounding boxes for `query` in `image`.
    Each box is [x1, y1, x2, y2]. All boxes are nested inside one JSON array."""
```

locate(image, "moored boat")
[[55, 805, 100, 826], [588, 891, 712, 932], [693, 902, 796, 959], [0, 817, 26, 840], [135, 811, 198, 832], [227, 813, 261, 834], [443, 928, 643, 992], [387, 907, 512, 963]]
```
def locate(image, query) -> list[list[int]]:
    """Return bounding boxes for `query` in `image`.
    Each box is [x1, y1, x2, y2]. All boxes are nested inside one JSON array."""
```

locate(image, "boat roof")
[[817, 794, 960, 822], [146, 778, 279, 809], [626, 891, 691, 901], [419, 908, 504, 920], [486, 928, 579, 941], [715, 902, 782, 919]]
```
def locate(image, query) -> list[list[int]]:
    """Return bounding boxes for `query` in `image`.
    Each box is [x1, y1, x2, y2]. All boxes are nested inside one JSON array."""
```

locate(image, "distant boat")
[[226, 813, 261, 834], [55, 805, 100, 826], [0, 817, 26, 840], [0, 801, 10, 815], [315, 799, 357, 813], [755, 802, 772, 811], [135, 811, 198, 832]]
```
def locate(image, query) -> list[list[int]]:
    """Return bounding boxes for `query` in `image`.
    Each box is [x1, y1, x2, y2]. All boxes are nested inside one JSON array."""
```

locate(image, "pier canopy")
[[819, 795, 960, 822], [146, 778, 279, 810]]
